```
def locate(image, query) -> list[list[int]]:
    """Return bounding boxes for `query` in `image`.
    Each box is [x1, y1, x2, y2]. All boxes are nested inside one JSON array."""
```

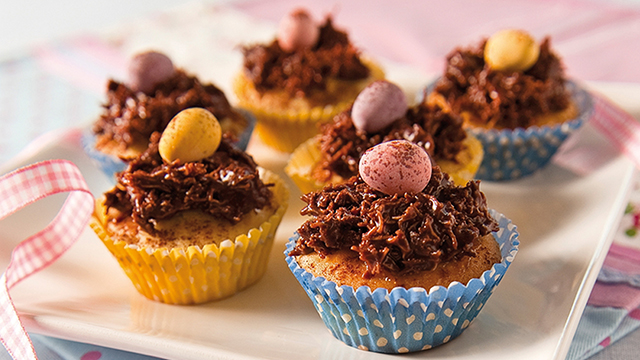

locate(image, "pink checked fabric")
[[0, 160, 93, 360], [553, 92, 640, 177], [590, 95, 640, 169]]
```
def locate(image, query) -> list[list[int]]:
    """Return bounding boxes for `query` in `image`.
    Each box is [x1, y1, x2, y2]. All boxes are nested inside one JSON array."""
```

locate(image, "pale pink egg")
[[359, 140, 432, 195], [277, 9, 319, 52], [128, 51, 175, 94], [351, 80, 408, 133]]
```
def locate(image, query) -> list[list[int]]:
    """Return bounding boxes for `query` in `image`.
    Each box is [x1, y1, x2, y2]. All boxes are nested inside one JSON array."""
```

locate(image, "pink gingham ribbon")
[[0, 160, 93, 360], [591, 94, 640, 169]]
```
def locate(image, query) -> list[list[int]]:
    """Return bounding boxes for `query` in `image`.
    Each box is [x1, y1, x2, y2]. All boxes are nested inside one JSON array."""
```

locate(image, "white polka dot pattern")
[[473, 81, 592, 181], [284, 209, 520, 353]]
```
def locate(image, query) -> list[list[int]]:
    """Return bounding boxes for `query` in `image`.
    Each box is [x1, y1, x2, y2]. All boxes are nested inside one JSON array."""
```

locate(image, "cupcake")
[[285, 140, 519, 353], [85, 51, 255, 178], [233, 8, 384, 153], [427, 29, 592, 180], [285, 80, 483, 194], [90, 108, 288, 304]]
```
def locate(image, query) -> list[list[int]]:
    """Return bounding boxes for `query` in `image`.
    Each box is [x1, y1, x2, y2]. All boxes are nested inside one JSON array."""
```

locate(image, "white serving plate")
[[0, 81, 638, 360]]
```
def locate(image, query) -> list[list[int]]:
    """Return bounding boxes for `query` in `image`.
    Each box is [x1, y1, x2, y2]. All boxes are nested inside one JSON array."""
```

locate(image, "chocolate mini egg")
[[277, 8, 319, 52], [159, 108, 222, 164], [484, 29, 540, 72], [351, 80, 408, 133], [359, 140, 432, 195], [128, 51, 175, 93]]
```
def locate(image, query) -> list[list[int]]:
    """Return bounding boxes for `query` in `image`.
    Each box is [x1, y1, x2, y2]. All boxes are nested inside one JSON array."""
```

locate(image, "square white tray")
[[0, 80, 638, 360]]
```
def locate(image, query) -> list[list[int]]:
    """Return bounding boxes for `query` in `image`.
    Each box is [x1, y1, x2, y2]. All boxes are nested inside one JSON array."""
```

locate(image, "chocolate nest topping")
[[312, 102, 467, 182], [241, 17, 370, 97], [433, 37, 571, 130], [104, 133, 273, 233], [290, 167, 498, 278], [93, 70, 245, 151]]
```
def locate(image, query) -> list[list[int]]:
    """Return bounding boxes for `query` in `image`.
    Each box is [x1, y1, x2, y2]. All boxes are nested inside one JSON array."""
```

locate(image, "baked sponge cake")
[[90, 108, 287, 304], [427, 29, 592, 180], [286, 80, 483, 194], [86, 51, 254, 178], [285, 140, 519, 352], [233, 8, 384, 153]]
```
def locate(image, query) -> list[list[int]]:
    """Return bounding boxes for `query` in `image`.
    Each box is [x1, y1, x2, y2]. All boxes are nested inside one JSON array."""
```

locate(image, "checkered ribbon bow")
[[0, 160, 93, 360]]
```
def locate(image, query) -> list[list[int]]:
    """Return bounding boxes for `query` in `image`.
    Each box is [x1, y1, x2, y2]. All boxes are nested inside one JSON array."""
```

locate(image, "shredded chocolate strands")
[[434, 37, 571, 130], [291, 167, 498, 278], [94, 69, 245, 151], [104, 133, 273, 233], [312, 102, 466, 182], [242, 17, 370, 97]]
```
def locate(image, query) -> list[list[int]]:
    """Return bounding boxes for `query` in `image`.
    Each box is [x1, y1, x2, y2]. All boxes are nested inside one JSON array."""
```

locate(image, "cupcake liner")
[[243, 98, 347, 153], [233, 59, 385, 153], [424, 80, 593, 181], [81, 130, 128, 177], [425, 132, 484, 186], [234, 108, 257, 151], [285, 136, 329, 194], [83, 108, 257, 180], [285, 132, 484, 194], [91, 168, 288, 305], [285, 209, 519, 353], [473, 81, 592, 180]]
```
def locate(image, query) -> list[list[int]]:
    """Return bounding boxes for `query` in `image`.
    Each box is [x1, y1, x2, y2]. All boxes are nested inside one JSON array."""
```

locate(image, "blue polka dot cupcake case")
[[81, 130, 128, 178], [285, 210, 519, 354], [422, 29, 596, 181], [233, 108, 257, 151], [472, 81, 593, 181], [420, 79, 593, 181]]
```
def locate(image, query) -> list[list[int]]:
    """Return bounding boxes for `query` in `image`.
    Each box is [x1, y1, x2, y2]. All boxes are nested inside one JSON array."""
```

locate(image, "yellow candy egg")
[[159, 108, 222, 163], [484, 29, 540, 72]]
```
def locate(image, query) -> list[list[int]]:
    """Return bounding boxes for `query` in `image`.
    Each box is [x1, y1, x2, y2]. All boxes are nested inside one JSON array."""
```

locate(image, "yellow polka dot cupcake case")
[[90, 108, 288, 305]]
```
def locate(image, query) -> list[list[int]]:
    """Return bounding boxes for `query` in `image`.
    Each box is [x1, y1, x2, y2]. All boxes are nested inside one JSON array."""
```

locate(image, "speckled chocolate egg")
[[159, 108, 222, 164], [484, 29, 540, 72], [277, 9, 319, 52], [128, 51, 175, 94], [351, 80, 408, 133], [359, 140, 432, 195]]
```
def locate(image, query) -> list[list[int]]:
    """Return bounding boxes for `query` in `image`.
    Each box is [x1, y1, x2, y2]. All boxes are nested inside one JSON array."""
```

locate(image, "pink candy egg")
[[277, 9, 319, 52], [128, 51, 175, 94], [351, 80, 408, 133], [359, 140, 432, 195]]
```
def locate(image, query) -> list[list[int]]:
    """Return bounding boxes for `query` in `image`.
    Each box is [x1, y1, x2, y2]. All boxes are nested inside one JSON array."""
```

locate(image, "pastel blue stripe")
[[598, 267, 640, 287], [567, 306, 640, 360], [566, 306, 628, 360], [608, 313, 640, 347], [0, 333, 164, 360]]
